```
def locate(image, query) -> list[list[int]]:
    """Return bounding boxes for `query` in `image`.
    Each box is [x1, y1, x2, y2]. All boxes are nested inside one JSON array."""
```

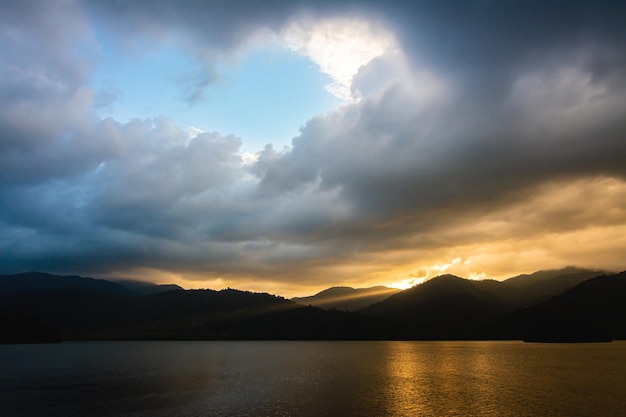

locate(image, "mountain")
[[114, 279, 184, 295], [2, 270, 624, 342], [0, 273, 390, 341], [292, 286, 400, 311], [0, 271, 132, 296], [203, 305, 394, 340], [0, 310, 61, 344], [505, 266, 600, 287], [360, 271, 623, 340], [503, 267, 607, 305], [0, 272, 185, 297], [360, 275, 520, 339], [500, 272, 626, 342]]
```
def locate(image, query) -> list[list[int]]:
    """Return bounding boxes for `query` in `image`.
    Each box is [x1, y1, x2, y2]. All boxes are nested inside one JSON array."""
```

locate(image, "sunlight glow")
[[469, 272, 487, 281], [283, 18, 397, 101], [432, 257, 462, 273], [388, 277, 425, 290]]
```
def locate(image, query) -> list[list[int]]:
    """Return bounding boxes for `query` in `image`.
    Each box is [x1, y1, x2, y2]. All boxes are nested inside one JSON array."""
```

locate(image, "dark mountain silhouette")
[[0, 271, 132, 296], [359, 271, 617, 340], [292, 286, 400, 311], [503, 267, 608, 306], [360, 275, 520, 339], [499, 272, 626, 342], [1, 286, 135, 340], [0, 309, 61, 344], [197, 306, 394, 340], [0, 274, 390, 341], [113, 279, 184, 295], [505, 266, 596, 287], [1, 270, 624, 342]]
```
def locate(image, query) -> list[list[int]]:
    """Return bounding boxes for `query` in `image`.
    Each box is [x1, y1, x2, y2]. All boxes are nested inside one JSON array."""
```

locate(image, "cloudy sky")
[[2, 0, 626, 296]]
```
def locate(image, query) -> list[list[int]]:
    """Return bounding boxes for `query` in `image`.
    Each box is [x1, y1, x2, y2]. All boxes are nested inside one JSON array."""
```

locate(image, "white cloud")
[[241, 151, 260, 166], [188, 126, 203, 140], [283, 17, 398, 101]]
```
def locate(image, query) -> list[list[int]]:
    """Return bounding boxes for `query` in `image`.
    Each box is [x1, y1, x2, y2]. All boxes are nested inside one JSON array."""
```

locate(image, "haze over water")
[[2, 341, 625, 417]]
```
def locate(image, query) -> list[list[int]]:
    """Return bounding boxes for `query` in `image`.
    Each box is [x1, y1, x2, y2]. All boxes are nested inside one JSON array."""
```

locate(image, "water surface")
[[1, 341, 625, 416]]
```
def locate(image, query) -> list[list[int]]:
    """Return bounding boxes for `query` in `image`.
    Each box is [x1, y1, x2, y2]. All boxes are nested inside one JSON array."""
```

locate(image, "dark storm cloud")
[[0, 0, 109, 185], [259, 64, 626, 244], [1, 0, 626, 289], [387, 1, 626, 81]]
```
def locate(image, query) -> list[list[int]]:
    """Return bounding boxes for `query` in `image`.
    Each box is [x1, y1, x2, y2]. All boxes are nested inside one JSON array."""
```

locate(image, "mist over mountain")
[[113, 280, 184, 296], [0, 273, 389, 342], [503, 267, 609, 306], [1, 268, 623, 343], [292, 286, 401, 311]]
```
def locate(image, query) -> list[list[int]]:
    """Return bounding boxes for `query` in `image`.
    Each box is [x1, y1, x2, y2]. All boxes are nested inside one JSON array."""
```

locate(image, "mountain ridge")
[[1, 268, 620, 343], [292, 285, 401, 311], [0, 271, 133, 296]]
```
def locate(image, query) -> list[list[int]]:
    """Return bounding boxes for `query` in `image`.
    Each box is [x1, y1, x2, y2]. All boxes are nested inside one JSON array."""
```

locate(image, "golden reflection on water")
[[383, 342, 503, 416], [3, 341, 626, 417], [384, 342, 423, 415]]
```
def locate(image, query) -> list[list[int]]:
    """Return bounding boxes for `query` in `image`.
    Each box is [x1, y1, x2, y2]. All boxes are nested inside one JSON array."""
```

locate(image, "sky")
[[1, 0, 626, 297]]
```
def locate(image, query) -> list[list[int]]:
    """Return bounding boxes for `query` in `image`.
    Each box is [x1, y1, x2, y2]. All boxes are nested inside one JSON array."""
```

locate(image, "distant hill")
[[503, 267, 607, 305], [0, 272, 132, 296], [360, 271, 619, 340], [0, 273, 390, 341], [114, 279, 184, 295], [499, 272, 626, 342], [360, 275, 519, 339], [2, 269, 625, 342], [292, 286, 400, 311], [505, 266, 600, 287]]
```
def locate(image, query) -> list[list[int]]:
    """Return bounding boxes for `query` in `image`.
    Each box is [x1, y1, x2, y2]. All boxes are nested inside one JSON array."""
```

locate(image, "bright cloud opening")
[[283, 17, 398, 101], [388, 277, 425, 290]]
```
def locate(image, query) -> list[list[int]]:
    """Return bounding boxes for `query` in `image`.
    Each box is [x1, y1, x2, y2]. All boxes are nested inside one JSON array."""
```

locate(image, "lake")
[[1, 341, 625, 416]]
